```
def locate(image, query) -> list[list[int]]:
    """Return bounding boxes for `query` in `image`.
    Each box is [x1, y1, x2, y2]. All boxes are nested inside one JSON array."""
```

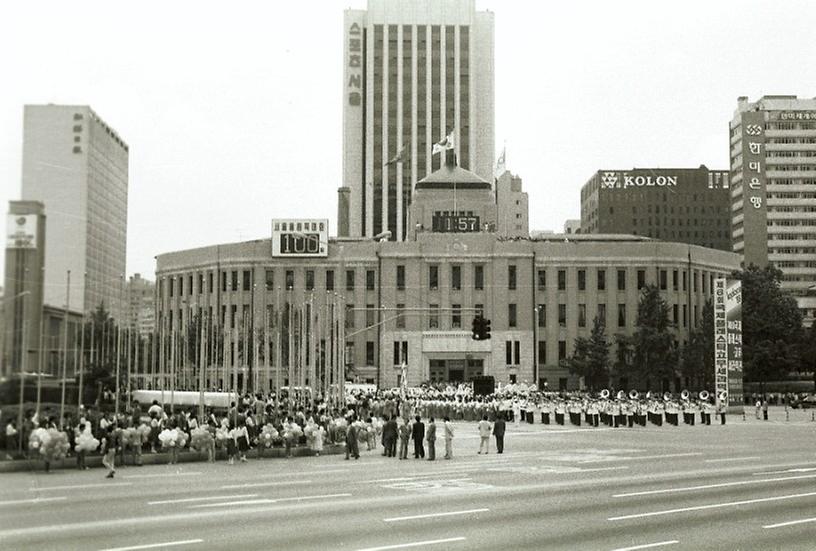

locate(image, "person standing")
[[411, 416, 425, 459], [345, 416, 360, 460], [4, 420, 17, 460], [398, 418, 410, 460], [493, 414, 506, 454], [762, 399, 769, 421], [443, 416, 454, 460], [477, 415, 492, 454], [383, 416, 398, 458], [426, 418, 436, 461], [101, 425, 117, 479]]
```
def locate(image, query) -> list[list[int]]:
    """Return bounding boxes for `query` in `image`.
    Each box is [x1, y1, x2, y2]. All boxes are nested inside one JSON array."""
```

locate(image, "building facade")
[[21, 105, 129, 320], [341, 0, 495, 241], [156, 234, 739, 393], [496, 170, 529, 237], [580, 166, 732, 251], [126, 273, 156, 337], [729, 95, 816, 325]]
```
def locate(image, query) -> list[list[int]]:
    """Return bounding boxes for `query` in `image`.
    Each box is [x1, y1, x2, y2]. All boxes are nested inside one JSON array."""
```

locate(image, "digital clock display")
[[432, 214, 480, 233], [271, 219, 328, 257]]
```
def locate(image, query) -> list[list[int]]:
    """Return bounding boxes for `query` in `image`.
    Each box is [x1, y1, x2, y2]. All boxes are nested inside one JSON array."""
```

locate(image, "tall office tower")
[[21, 105, 129, 320], [496, 169, 529, 237], [125, 273, 155, 337], [341, 0, 495, 241], [730, 95, 816, 325]]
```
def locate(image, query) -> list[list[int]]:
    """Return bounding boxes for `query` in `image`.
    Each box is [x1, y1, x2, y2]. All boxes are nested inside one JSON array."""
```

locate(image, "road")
[[0, 415, 814, 551]]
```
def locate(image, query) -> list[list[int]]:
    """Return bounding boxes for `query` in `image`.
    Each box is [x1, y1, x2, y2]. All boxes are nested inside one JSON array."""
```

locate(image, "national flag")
[[495, 146, 506, 176], [432, 129, 455, 155]]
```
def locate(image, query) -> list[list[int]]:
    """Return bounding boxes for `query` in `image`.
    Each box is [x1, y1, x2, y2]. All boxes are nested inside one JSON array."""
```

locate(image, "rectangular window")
[[345, 304, 355, 328], [508, 265, 517, 290], [597, 269, 606, 291], [537, 269, 546, 290], [396, 266, 405, 291], [659, 269, 667, 291], [618, 303, 626, 327], [346, 270, 355, 291], [506, 341, 513, 365], [393, 341, 401, 366], [429, 265, 439, 290], [558, 304, 567, 326], [617, 269, 626, 291], [672, 304, 679, 325], [597, 303, 606, 327], [537, 304, 546, 327], [366, 341, 375, 365], [326, 270, 334, 291], [429, 304, 439, 329], [179, 277, 183, 297], [452, 304, 461, 328], [396, 303, 405, 328], [683, 304, 688, 327], [190, 275, 194, 295], [578, 304, 587, 327], [672, 270, 679, 291], [306, 270, 314, 291], [169, 277, 174, 298], [578, 269, 586, 291], [221, 272, 227, 293], [558, 270, 566, 290], [366, 304, 375, 327], [682, 270, 687, 291], [558, 340, 567, 361], [508, 303, 517, 327], [367, 270, 376, 291], [242, 270, 251, 291], [265, 270, 274, 291], [514, 341, 520, 364], [285, 270, 294, 290], [451, 265, 461, 290], [208, 272, 214, 293], [231, 271, 238, 292], [538, 341, 547, 365], [637, 269, 646, 290], [230, 305, 237, 329], [694, 272, 699, 292], [474, 265, 484, 290]]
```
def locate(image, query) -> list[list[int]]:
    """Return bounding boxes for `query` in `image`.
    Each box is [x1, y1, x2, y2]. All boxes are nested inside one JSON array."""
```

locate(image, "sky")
[[1, 0, 815, 281]]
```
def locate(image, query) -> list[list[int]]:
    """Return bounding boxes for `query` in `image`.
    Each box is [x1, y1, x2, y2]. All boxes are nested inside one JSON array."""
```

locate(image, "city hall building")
[[155, 157, 740, 392], [580, 166, 732, 252]]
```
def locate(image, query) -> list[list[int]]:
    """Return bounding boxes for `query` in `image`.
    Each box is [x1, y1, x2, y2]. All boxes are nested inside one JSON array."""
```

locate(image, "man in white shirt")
[[477, 415, 491, 454]]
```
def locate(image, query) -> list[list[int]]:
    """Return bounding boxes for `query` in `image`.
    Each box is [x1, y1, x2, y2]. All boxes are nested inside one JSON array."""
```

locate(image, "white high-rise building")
[[340, 0, 495, 241], [21, 105, 129, 320], [729, 95, 816, 325]]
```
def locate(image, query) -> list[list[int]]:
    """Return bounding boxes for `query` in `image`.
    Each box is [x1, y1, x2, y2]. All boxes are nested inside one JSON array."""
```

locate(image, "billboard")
[[6, 214, 37, 249], [271, 219, 328, 258], [714, 278, 743, 410]]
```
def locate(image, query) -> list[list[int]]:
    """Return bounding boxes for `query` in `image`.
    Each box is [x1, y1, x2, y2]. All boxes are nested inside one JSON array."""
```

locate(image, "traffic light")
[[471, 315, 483, 340], [483, 318, 491, 340]]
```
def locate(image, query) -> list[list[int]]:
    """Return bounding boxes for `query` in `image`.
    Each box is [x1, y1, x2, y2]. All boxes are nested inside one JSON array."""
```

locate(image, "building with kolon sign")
[[154, 154, 740, 393]]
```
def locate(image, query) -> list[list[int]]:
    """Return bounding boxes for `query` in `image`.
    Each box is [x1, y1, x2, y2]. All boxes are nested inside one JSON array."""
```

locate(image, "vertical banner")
[[725, 280, 743, 409], [713, 278, 728, 401]]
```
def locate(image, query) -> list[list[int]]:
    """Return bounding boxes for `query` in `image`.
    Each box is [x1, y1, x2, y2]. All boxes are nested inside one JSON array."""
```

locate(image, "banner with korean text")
[[714, 278, 743, 410]]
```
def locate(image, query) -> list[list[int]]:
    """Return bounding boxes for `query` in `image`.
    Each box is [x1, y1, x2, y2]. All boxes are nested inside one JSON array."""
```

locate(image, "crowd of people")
[[2, 382, 735, 475]]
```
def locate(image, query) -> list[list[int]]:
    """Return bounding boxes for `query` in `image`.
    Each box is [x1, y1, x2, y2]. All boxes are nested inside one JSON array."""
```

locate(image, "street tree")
[[680, 299, 713, 389], [630, 284, 677, 386], [565, 315, 610, 391]]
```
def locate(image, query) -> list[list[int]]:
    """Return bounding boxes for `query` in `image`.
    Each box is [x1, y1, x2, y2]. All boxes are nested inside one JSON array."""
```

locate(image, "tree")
[[733, 265, 803, 386], [565, 315, 610, 391], [630, 285, 677, 387], [800, 322, 816, 385], [680, 299, 714, 389]]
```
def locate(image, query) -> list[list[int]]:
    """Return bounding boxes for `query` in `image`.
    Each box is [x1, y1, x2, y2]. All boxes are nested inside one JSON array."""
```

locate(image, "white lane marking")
[[579, 466, 630, 474], [608, 491, 816, 521], [30, 482, 133, 492], [257, 468, 351, 478], [98, 540, 203, 551], [754, 466, 816, 475], [189, 492, 352, 509], [356, 536, 466, 551], [763, 517, 816, 529], [0, 497, 67, 506], [613, 473, 816, 498], [369, 470, 480, 483], [704, 456, 760, 464], [147, 494, 257, 505], [122, 472, 201, 479], [581, 452, 702, 464], [220, 479, 312, 489], [609, 541, 679, 551], [384, 508, 489, 522]]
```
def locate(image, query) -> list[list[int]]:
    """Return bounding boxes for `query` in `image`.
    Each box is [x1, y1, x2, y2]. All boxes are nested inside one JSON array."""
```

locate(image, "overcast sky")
[[1, 0, 814, 281]]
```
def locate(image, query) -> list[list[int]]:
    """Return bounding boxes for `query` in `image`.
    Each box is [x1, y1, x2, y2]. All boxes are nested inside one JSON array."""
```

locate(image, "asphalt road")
[[0, 414, 814, 551]]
